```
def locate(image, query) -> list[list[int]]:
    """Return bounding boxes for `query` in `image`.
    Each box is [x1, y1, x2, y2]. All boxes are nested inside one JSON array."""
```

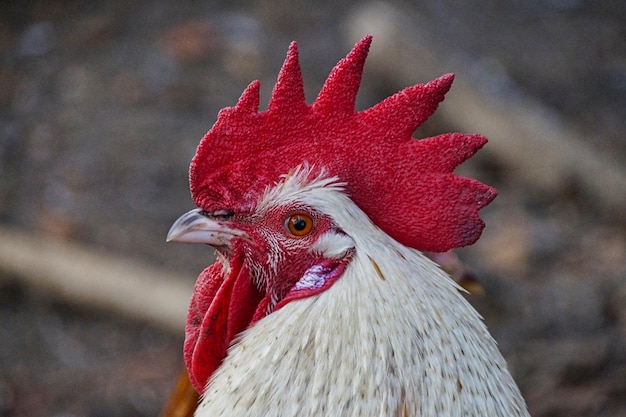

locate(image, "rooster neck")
[[195, 228, 529, 417]]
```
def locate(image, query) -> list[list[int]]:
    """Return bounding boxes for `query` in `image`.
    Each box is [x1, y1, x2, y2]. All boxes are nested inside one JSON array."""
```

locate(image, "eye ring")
[[284, 213, 314, 237]]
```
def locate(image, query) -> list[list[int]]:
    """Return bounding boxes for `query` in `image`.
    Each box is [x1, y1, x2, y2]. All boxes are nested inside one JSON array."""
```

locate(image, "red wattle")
[[184, 254, 263, 393]]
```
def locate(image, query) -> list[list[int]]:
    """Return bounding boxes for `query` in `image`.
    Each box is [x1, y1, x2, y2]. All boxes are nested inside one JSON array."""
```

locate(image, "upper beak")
[[166, 208, 247, 245]]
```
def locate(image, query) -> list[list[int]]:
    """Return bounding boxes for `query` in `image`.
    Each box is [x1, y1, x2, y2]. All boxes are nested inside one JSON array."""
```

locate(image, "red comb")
[[190, 35, 496, 251]]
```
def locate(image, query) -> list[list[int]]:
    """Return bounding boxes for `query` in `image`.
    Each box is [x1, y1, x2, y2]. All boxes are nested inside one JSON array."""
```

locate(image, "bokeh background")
[[1, 1, 625, 416]]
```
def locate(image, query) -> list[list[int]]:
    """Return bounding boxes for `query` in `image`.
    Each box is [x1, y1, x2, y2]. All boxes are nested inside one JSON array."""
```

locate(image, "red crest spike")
[[267, 41, 307, 115], [313, 35, 372, 115], [234, 80, 261, 114], [189, 35, 496, 251], [362, 74, 454, 139]]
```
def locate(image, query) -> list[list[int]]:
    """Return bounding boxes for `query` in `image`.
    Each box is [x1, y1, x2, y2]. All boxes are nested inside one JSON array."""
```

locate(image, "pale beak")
[[166, 208, 247, 245]]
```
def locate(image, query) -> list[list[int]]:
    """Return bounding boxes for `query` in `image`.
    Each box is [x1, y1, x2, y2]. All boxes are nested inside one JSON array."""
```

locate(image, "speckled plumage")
[[194, 169, 529, 417]]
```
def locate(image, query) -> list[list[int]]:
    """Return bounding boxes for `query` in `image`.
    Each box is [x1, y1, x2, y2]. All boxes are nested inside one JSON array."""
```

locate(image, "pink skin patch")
[[275, 257, 350, 310]]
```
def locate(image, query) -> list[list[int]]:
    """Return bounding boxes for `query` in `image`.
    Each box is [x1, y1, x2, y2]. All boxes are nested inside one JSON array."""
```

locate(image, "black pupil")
[[292, 217, 307, 231]]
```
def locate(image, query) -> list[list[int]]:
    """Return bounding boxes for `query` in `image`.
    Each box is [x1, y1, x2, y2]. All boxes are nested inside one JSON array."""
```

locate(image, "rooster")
[[166, 35, 530, 416]]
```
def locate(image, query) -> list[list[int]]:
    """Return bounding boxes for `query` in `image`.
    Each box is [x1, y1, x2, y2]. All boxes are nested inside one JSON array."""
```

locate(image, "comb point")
[[268, 41, 307, 113]]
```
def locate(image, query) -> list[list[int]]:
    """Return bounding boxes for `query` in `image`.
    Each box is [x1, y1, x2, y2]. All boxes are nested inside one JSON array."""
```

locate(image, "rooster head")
[[168, 35, 496, 393]]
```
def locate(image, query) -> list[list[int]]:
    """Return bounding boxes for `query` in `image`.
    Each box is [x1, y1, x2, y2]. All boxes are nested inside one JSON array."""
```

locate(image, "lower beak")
[[166, 208, 247, 245]]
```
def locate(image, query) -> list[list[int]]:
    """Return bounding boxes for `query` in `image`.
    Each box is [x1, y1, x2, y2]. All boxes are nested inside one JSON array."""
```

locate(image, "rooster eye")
[[285, 213, 314, 237]]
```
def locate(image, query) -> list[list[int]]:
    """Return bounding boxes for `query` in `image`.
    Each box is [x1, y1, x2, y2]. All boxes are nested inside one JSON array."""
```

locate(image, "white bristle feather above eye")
[[308, 231, 354, 259]]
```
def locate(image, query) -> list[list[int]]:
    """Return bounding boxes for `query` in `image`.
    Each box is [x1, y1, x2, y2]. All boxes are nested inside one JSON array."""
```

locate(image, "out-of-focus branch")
[[0, 225, 192, 333]]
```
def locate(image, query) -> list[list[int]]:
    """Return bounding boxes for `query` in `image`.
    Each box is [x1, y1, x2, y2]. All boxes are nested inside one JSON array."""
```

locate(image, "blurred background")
[[0, 0, 624, 416]]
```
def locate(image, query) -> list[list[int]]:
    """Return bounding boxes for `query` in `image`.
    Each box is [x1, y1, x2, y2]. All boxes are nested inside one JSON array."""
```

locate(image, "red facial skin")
[[183, 206, 352, 392]]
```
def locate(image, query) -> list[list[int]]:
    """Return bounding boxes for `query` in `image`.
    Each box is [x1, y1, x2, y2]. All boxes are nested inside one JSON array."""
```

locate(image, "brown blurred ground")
[[0, 1, 624, 416]]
